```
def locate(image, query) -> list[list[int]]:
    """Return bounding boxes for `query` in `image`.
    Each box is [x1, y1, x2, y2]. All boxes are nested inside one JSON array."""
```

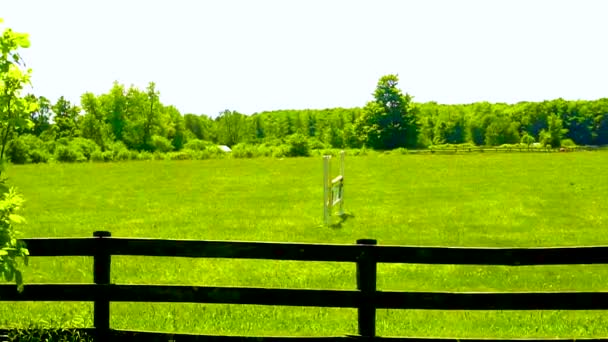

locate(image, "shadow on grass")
[[328, 212, 355, 229]]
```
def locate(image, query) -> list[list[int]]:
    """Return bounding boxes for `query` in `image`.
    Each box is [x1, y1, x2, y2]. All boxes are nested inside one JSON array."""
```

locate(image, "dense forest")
[[10, 73, 607, 163]]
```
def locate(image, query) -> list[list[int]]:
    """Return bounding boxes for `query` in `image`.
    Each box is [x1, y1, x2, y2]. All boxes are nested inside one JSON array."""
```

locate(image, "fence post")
[[339, 150, 345, 217], [93, 231, 111, 341], [356, 239, 377, 338], [324, 155, 331, 226]]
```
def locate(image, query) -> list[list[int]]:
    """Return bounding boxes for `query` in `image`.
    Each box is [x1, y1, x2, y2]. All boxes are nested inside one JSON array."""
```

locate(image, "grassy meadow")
[[1, 152, 608, 337]]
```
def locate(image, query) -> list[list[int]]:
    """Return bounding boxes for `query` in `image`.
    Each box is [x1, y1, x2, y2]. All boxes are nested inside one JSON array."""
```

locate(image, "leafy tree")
[[80, 92, 112, 150], [356, 75, 418, 149], [28, 95, 52, 136], [432, 106, 466, 145], [184, 114, 205, 140], [52, 96, 80, 138], [143, 82, 160, 150], [164, 105, 186, 150], [520, 102, 549, 139], [0, 20, 36, 168], [217, 109, 246, 146], [0, 18, 30, 292], [122, 85, 149, 150], [564, 103, 594, 145], [547, 114, 567, 147], [151, 135, 173, 152], [538, 129, 551, 147], [102, 82, 128, 142], [521, 132, 535, 147], [596, 112, 608, 145]]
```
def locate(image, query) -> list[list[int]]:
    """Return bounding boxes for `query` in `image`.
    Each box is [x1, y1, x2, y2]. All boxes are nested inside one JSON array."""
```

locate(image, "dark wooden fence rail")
[[3, 231, 608, 341], [405, 145, 603, 154]]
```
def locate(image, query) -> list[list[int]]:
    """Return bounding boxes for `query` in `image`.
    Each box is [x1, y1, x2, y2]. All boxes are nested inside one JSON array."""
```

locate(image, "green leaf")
[[15, 270, 23, 292], [8, 214, 24, 224], [4, 268, 13, 281]]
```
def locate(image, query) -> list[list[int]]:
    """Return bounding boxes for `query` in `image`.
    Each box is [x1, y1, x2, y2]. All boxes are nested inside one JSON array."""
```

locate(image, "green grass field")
[[1, 152, 608, 337]]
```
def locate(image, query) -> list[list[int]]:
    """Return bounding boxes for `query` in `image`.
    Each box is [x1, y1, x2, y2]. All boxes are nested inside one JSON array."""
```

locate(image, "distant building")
[[218, 145, 232, 153]]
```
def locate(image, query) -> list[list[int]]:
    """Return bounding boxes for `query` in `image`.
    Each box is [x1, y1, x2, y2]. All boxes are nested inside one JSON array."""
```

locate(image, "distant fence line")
[[406, 145, 605, 154], [3, 231, 608, 341]]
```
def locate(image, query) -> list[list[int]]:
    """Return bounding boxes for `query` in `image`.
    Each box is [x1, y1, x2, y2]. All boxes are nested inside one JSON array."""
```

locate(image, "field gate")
[[323, 150, 345, 225]]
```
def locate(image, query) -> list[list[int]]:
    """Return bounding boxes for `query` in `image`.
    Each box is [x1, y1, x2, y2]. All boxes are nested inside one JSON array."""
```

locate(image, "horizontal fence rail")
[[5, 285, 608, 310], [4, 232, 608, 341], [20, 237, 608, 265], [405, 146, 605, 154]]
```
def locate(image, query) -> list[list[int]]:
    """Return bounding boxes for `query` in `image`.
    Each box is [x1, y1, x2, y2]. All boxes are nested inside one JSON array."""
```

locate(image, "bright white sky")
[[3, 0, 608, 116]]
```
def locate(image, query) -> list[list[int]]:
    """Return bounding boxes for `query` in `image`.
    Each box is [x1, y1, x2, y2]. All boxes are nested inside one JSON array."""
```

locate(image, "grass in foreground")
[[1, 152, 608, 337]]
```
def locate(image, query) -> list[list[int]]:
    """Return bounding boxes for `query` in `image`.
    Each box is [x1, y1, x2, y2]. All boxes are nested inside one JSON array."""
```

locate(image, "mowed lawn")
[[1, 152, 608, 337]]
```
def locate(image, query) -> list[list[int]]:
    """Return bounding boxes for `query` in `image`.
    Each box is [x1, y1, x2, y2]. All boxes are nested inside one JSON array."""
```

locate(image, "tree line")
[[10, 74, 607, 163]]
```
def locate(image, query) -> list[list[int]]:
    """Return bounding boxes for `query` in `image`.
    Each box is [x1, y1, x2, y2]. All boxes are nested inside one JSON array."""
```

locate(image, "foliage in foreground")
[[6, 328, 93, 342], [0, 18, 29, 292], [0, 187, 28, 291]]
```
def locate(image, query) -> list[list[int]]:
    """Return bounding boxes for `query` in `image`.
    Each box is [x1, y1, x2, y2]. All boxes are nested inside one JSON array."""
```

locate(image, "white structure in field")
[[323, 151, 345, 225]]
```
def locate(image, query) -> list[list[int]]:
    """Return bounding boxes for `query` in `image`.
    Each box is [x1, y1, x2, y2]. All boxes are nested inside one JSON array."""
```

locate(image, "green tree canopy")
[[356, 75, 419, 149], [0, 19, 36, 167]]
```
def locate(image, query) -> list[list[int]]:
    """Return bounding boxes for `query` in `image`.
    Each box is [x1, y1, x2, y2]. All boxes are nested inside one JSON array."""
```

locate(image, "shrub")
[[115, 149, 131, 161], [232, 143, 256, 158], [261, 138, 285, 147], [30, 149, 50, 163], [137, 151, 153, 160], [55, 146, 85, 163], [102, 151, 114, 162], [319, 148, 340, 157], [498, 144, 517, 149], [6, 138, 29, 164], [167, 151, 195, 160], [271, 145, 289, 158], [39, 128, 57, 142], [109, 141, 128, 153], [55, 137, 70, 147], [256, 144, 273, 157], [308, 138, 328, 150], [44, 140, 57, 154], [151, 135, 173, 152], [394, 147, 408, 155], [69, 138, 100, 160], [521, 133, 535, 147], [90, 150, 104, 162], [561, 138, 577, 147], [6, 134, 47, 164], [183, 139, 213, 151], [153, 151, 165, 160], [198, 149, 215, 160], [197, 145, 224, 159], [287, 134, 310, 157]]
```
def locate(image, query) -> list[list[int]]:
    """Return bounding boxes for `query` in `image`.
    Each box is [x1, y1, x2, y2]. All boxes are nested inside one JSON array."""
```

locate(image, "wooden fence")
[[3, 231, 608, 341], [406, 146, 601, 154]]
